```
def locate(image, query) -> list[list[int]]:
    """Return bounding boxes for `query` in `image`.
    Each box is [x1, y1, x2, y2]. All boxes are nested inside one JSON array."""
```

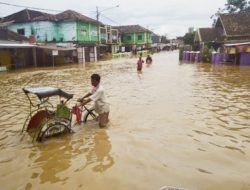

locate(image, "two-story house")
[[3, 9, 102, 63], [99, 24, 120, 55], [115, 25, 152, 52]]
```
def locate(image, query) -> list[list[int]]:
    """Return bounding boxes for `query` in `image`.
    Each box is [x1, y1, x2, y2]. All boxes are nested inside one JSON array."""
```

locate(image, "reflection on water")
[[0, 51, 250, 190], [27, 127, 113, 185]]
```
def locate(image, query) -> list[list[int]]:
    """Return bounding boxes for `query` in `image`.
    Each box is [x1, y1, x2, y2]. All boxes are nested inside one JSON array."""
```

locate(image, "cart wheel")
[[83, 108, 97, 123], [37, 122, 71, 142]]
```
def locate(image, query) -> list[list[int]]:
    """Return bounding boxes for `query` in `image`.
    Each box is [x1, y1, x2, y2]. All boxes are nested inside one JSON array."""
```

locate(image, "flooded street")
[[0, 51, 250, 190]]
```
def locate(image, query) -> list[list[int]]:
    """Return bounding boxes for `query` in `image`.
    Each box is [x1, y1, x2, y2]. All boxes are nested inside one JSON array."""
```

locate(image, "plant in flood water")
[[101, 52, 112, 60], [201, 46, 212, 63]]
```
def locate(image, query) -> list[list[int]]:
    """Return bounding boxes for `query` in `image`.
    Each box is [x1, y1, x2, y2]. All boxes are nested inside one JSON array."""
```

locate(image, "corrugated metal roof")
[[0, 43, 36, 48], [37, 45, 76, 51], [224, 41, 250, 46]]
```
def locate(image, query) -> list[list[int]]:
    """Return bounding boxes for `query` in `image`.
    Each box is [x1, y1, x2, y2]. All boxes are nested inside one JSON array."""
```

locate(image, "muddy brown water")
[[0, 51, 250, 190]]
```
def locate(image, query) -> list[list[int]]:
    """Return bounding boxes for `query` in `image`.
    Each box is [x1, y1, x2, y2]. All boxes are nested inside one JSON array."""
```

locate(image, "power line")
[[0, 1, 121, 27], [0, 1, 95, 15], [100, 13, 120, 25], [0, 1, 62, 12]]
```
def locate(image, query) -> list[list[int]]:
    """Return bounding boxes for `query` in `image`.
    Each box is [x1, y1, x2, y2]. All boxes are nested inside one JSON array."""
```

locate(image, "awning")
[[37, 45, 76, 51], [0, 43, 36, 48], [224, 42, 250, 47]]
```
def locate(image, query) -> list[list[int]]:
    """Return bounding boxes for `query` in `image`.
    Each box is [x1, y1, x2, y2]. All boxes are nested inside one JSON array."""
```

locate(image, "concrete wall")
[[77, 21, 97, 42], [122, 32, 152, 45], [32, 21, 57, 42], [57, 21, 77, 42], [8, 23, 33, 37], [8, 21, 79, 42]]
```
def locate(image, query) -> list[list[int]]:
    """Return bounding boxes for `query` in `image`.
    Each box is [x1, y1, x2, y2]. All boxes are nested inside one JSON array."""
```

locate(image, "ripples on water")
[[0, 51, 250, 190]]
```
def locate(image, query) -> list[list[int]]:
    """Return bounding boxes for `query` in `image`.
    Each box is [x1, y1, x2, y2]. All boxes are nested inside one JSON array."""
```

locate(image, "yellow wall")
[[228, 47, 236, 54], [0, 49, 11, 66], [247, 46, 250, 52], [55, 56, 66, 64]]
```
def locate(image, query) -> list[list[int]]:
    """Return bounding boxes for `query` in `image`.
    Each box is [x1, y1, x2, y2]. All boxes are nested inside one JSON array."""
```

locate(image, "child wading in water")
[[137, 53, 144, 71], [146, 55, 152, 64]]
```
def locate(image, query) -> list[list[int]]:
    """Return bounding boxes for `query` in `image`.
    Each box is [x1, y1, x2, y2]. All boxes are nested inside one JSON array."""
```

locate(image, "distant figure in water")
[[146, 55, 152, 64], [137, 53, 144, 71]]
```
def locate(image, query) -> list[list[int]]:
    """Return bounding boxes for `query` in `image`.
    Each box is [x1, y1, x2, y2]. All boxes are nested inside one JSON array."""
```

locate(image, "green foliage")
[[211, 0, 250, 26], [160, 36, 170, 43], [201, 46, 212, 63], [183, 32, 195, 46], [225, 0, 250, 13]]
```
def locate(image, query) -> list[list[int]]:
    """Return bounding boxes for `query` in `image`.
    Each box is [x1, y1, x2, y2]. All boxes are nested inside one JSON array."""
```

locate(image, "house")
[[194, 11, 250, 64], [4, 9, 98, 43], [3, 9, 100, 63], [194, 28, 223, 51], [216, 12, 250, 42], [115, 25, 152, 52], [99, 24, 120, 57], [0, 28, 36, 70]]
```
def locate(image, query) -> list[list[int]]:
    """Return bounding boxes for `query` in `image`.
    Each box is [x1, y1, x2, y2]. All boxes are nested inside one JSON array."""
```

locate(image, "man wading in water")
[[77, 74, 110, 127]]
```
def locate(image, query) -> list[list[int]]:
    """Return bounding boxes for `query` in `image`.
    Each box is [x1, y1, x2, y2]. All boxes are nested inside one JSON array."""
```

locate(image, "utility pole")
[[96, 6, 100, 45], [96, 5, 119, 45]]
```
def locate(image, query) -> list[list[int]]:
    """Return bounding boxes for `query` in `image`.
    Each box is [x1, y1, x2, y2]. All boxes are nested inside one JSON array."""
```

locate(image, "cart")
[[22, 86, 74, 142]]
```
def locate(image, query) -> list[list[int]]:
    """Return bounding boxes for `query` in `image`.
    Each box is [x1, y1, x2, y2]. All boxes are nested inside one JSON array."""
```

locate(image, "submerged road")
[[0, 51, 250, 190]]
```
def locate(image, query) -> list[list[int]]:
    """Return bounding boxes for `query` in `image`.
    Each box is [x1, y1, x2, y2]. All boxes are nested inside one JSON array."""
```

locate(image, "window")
[[137, 35, 142, 40], [31, 28, 35, 35], [17, 28, 25, 35], [127, 36, 131, 40], [80, 26, 87, 35]]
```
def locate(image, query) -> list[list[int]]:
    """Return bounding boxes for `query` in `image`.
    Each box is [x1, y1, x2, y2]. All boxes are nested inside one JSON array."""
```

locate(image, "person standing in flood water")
[[77, 74, 110, 127], [137, 53, 144, 71], [146, 55, 152, 64]]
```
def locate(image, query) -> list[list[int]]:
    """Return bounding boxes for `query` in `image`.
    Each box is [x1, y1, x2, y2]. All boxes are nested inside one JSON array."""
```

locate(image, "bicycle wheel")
[[83, 108, 97, 123], [37, 122, 70, 142]]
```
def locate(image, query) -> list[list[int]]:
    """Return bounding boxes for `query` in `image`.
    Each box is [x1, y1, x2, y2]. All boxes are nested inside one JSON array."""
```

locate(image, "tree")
[[225, 0, 250, 13], [211, 0, 250, 25], [160, 35, 170, 44], [183, 32, 195, 46]]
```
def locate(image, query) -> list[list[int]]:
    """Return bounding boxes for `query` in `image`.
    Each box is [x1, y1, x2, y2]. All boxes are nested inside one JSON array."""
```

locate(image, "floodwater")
[[0, 51, 250, 190]]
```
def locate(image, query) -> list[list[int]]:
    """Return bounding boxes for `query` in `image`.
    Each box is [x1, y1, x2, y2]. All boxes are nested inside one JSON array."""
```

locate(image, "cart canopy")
[[23, 86, 73, 100]]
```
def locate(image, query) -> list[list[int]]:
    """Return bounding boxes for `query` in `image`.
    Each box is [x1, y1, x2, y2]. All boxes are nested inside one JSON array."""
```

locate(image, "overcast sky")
[[0, 0, 227, 38]]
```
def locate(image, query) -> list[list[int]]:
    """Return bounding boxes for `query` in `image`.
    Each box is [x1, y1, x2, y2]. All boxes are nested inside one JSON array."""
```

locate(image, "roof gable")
[[54, 10, 98, 24], [198, 28, 223, 42], [219, 11, 250, 36], [3, 9, 51, 23], [3, 9, 98, 24]]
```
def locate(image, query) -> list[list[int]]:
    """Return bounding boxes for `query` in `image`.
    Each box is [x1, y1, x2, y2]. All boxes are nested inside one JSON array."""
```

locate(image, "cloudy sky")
[[0, 0, 227, 38]]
